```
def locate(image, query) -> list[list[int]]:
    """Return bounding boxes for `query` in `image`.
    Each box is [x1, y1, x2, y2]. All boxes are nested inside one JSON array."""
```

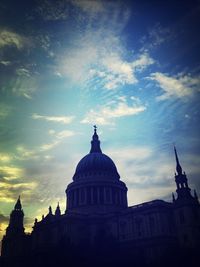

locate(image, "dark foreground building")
[[1, 128, 200, 267]]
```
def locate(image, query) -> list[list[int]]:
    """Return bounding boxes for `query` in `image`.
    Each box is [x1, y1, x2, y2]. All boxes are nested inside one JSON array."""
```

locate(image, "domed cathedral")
[[66, 126, 128, 214], [1, 128, 200, 267]]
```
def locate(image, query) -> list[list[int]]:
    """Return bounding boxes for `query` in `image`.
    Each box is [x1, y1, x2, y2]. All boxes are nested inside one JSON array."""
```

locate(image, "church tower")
[[174, 147, 192, 201], [6, 196, 24, 237], [172, 147, 200, 248], [1, 197, 25, 257]]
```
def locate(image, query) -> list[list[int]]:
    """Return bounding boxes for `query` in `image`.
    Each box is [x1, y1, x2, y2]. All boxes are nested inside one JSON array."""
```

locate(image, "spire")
[[48, 206, 52, 215], [55, 202, 61, 216], [174, 146, 182, 175], [14, 196, 22, 210], [34, 218, 38, 226], [90, 125, 102, 153]]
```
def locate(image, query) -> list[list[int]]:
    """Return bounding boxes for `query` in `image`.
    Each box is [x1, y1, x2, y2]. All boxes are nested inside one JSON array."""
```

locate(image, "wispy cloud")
[[59, 34, 154, 90], [39, 130, 76, 151], [0, 166, 24, 180], [0, 213, 9, 240], [81, 96, 146, 125], [140, 22, 171, 50], [0, 153, 12, 163], [34, 0, 69, 21], [0, 30, 27, 49], [0, 179, 38, 206], [71, 0, 105, 14], [0, 60, 11, 66], [0, 103, 12, 120], [11, 74, 38, 99], [32, 114, 75, 124], [150, 72, 200, 100], [94, 52, 154, 90], [49, 129, 75, 139], [56, 1, 153, 90], [15, 146, 38, 160], [39, 141, 60, 152]]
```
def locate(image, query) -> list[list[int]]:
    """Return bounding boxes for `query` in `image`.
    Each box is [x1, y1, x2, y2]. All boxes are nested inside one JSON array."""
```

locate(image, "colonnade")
[[67, 185, 127, 209]]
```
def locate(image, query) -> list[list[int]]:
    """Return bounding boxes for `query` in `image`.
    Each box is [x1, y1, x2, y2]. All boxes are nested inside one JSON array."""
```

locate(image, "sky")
[[0, 0, 200, 238]]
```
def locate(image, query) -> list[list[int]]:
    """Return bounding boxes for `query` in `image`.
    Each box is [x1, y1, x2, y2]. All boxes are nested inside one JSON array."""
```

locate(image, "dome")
[[73, 152, 120, 181], [72, 126, 120, 181], [66, 126, 128, 213]]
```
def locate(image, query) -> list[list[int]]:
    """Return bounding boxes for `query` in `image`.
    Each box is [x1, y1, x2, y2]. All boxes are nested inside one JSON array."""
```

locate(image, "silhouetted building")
[[1, 128, 200, 267]]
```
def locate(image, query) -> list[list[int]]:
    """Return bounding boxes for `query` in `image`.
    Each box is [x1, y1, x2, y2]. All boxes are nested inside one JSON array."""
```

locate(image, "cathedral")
[[1, 127, 200, 267]]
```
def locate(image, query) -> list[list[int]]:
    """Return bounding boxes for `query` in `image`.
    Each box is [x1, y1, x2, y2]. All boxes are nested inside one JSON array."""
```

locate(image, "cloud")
[[0, 166, 24, 180], [0, 103, 12, 120], [140, 22, 171, 50], [0, 179, 38, 205], [39, 141, 60, 152], [16, 68, 31, 77], [150, 72, 200, 100], [49, 130, 75, 139], [0, 30, 26, 49], [11, 74, 37, 99], [0, 213, 9, 241], [0, 181, 37, 191], [71, 0, 105, 14], [0, 60, 11, 66], [34, 0, 69, 21], [15, 146, 38, 160], [81, 96, 146, 125], [100, 52, 154, 90], [59, 34, 154, 89], [32, 114, 75, 124], [0, 153, 12, 163], [107, 147, 153, 162], [39, 130, 75, 151], [0, 165, 38, 205], [13, 130, 76, 161], [56, 2, 153, 90], [0, 213, 9, 224]]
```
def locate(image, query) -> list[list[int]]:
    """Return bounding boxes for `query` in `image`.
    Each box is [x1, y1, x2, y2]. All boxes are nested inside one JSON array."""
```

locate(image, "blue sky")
[[0, 0, 200, 236]]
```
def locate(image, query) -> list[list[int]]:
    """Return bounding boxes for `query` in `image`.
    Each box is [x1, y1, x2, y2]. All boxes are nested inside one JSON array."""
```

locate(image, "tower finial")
[[174, 146, 182, 175], [49, 206, 52, 214], [55, 202, 61, 216], [14, 195, 22, 210], [90, 125, 102, 153]]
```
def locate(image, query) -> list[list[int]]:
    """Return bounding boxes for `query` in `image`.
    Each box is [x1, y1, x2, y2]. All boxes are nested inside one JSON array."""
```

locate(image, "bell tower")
[[172, 147, 200, 248], [6, 196, 24, 237], [174, 146, 192, 200], [1, 197, 25, 257]]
